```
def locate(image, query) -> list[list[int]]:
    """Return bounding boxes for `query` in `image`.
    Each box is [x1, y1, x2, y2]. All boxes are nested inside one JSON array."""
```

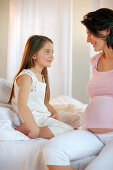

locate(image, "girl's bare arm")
[[17, 74, 39, 138], [44, 101, 60, 120]]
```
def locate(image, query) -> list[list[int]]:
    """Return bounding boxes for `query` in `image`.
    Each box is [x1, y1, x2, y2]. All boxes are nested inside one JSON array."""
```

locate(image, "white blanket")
[[0, 138, 96, 170], [0, 95, 89, 170], [0, 138, 48, 170], [0, 107, 30, 140], [0, 95, 87, 141]]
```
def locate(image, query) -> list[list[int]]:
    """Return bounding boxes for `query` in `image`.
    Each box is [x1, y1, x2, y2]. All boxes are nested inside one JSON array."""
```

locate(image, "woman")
[[43, 8, 113, 170]]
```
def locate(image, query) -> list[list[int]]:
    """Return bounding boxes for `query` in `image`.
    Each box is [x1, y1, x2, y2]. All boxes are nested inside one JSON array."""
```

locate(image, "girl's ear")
[[32, 55, 37, 60]]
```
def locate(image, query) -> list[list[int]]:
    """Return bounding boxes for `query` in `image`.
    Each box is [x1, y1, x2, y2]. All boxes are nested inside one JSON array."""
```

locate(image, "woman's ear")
[[106, 29, 110, 36]]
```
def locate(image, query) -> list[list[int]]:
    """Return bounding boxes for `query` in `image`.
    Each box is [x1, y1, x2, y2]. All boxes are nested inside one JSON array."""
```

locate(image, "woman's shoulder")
[[90, 52, 104, 64]]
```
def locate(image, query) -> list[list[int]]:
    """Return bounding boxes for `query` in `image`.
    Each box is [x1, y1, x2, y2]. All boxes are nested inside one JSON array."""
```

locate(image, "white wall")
[[91, 0, 113, 15], [72, 0, 91, 103], [0, 0, 9, 79], [0, 0, 113, 103], [0, 0, 91, 104], [0, 0, 95, 104], [72, 0, 113, 104]]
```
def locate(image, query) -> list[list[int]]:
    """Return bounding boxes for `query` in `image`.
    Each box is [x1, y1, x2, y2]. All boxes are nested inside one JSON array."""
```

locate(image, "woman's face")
[[86, 28, 108, 52]]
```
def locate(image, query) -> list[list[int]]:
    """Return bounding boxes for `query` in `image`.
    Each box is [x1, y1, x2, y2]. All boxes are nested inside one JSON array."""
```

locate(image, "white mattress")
[[0, 138, 48, 170], [0, 139, 96, 170], [0, 95, 94, 170]]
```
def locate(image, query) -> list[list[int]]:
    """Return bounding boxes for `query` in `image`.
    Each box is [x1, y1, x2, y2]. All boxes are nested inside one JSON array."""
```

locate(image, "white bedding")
[[0, 139, 48, 170], [0, 78, 92, 170], [0, 139, 96, 170], [0, 104, 84, 141], [0, 94, 90, 170]]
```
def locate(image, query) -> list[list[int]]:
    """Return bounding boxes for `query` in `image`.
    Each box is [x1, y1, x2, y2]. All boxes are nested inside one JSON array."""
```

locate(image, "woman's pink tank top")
[[84, 52, 113, 129]]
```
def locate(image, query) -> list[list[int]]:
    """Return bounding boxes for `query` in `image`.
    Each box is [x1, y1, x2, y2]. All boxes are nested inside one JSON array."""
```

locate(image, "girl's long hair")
[[8, 35, 53, 103]]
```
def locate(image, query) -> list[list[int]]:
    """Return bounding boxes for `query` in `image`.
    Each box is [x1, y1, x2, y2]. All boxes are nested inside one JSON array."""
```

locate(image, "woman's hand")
[[50, 112, 60, 121], [27, 126, 40, 139]]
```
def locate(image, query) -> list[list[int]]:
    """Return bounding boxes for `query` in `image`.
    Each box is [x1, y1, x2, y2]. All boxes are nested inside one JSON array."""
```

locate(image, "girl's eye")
[[45, 51, 49, 54]]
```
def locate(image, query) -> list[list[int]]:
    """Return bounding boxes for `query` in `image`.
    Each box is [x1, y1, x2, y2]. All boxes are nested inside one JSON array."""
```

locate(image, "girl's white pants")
[[43, 130, 113, 170]]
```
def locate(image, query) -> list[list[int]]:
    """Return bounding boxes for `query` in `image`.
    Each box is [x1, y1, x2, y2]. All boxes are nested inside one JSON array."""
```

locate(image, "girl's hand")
[[14, 123, 29, 135], [50, 112, 60, 121], [27, 126, 40, 139]]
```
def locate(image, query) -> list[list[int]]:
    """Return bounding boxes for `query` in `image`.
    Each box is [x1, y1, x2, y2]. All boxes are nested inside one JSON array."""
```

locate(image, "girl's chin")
[[45, 64, 52, 67], [48, 65, 52, 67], [42, 63, 52, 68]]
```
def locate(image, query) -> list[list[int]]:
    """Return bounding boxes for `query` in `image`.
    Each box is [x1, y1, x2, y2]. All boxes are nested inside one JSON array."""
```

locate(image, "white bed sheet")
[[0, 139, 96, 170], [0, 95, 93, 170], [0, 138, 48, 170]]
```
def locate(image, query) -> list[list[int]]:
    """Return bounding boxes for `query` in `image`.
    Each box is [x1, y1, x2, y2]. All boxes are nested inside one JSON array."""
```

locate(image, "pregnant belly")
[[84, 96, 113, 131]]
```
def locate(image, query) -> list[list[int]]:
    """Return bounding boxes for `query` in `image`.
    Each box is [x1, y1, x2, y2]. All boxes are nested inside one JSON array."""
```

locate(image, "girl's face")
[[34, 41, 54, 68], [86, 28, 108, 52]]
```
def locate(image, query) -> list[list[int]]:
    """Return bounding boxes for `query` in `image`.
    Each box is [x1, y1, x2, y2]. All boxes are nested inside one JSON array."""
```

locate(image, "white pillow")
[[0, 107, 30, 140], [50, 96, 87, 129], [50, 95, 87, 110], [0, 104, 84, 141], [53, 104, 84, 129], [0, 78, 12, 104], [0, 78, 85, 140]]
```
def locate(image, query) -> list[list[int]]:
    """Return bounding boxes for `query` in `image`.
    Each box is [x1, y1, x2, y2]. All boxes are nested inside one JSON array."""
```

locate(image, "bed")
[[0, 78, 96, 170]]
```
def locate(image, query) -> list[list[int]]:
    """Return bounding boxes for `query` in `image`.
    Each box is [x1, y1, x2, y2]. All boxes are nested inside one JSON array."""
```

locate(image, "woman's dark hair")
[[9, 35, 53, 103], [81, 8, 113, 48]]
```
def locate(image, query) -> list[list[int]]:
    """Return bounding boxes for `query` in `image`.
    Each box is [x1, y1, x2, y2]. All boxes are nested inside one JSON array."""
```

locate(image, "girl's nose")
[[50, 54, 54, 60]]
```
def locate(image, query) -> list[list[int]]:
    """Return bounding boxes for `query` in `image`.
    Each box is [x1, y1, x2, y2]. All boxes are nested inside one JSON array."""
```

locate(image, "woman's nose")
[[87, 35, 91, 43]]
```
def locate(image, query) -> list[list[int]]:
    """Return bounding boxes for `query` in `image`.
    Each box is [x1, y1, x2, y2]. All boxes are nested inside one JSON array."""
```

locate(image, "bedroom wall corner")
[[0, 0, 9, 79], [72, 0, 91, 104]]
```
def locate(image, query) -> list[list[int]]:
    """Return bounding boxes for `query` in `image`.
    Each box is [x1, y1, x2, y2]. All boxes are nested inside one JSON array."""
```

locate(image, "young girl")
[[9, 35, 74, 139]]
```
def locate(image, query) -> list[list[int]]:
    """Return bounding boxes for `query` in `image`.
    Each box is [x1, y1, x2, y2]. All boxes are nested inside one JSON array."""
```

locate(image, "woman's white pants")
[[43, 130, 113, 170]]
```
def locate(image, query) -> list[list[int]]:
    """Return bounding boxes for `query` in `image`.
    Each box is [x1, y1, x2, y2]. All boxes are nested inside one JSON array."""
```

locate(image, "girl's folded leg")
[[38, 127, 54, 139], [43, 130, 104, 168], [15, 124, 54, 139], [14, 123, 29, 135]]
